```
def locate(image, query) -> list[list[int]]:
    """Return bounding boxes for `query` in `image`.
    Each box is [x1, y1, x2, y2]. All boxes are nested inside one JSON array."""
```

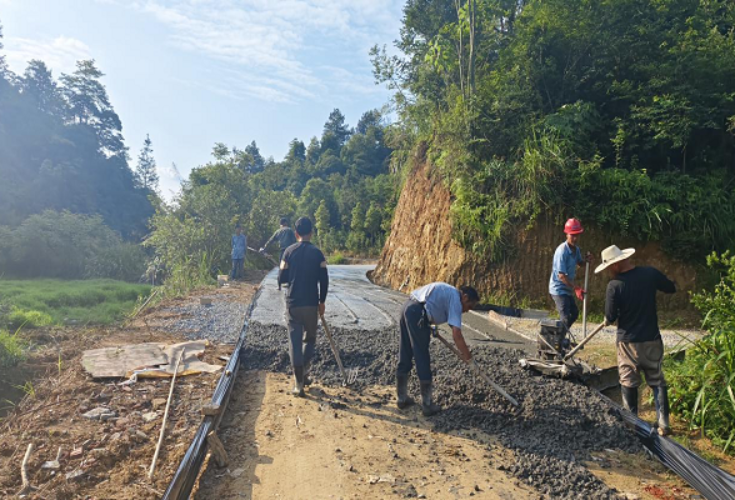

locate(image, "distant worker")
[[260, 217, 297, 290], [549, 218, 592, 332], [230, 224, 247, 281], [596, 245, 676, 436], [396, 282, 480, 416], [278, 217, 329, 397]]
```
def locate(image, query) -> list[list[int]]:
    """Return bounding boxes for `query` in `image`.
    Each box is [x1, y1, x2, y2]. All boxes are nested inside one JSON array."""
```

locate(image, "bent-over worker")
[[597, 245, 676, 436], [278, 217, 328, 397], [396, 283, 480, 416], [261, 217, 297, 290], [549, 218, 592, 332]]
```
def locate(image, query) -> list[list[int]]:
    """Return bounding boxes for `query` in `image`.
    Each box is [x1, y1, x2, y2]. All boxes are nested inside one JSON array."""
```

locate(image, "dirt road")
[[196, 267, 692, 500]]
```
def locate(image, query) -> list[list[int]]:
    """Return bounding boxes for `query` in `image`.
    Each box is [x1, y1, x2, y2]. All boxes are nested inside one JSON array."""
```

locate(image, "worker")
[[278, 217, 329, 397], [230, 224, 247, 281], [596, 245, 676, 436], [396, 282, 480, 416], [260, 217, 297, 290], [549, 218, 592, 332]]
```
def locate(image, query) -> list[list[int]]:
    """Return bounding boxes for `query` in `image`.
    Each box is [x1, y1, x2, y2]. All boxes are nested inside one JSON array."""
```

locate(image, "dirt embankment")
[[374, 162, 700, 314]]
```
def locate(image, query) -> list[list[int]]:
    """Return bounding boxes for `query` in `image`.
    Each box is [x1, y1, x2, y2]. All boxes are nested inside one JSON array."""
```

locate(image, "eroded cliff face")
[[373, 162, 698, 312]]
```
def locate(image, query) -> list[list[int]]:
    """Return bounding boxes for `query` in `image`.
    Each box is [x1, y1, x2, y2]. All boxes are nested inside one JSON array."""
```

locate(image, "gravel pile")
[[243, 321, 641, 499], [163, 297, 248, 343]]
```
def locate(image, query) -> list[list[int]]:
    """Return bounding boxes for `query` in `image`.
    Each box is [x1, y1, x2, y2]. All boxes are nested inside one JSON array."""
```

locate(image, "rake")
[[319, 313, 358, 386]]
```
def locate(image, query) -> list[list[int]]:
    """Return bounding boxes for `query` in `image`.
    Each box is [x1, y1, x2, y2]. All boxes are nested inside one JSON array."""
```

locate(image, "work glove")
[[584, 252, 593, 264], [258, 247, 265, 254], [574, 286, 586, 301]]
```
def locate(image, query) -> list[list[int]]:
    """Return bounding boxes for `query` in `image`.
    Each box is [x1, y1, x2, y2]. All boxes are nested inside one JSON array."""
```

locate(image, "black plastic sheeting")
[[603, 394, 735, 500], [162, 287, 262, 500]]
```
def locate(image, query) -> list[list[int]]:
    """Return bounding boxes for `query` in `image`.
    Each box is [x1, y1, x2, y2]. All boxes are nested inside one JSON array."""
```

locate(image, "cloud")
[[131, 0, 402, 103], [3, 36, 92, 75]]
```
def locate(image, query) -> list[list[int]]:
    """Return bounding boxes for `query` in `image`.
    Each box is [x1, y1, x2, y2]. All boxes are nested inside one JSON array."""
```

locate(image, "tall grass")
[[667, 252, 735, 452], [0, 279, 152, 326], [0, 329, 26, 368]]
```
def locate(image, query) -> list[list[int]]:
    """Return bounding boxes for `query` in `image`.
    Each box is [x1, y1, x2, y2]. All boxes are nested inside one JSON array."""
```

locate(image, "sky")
[[0, 0, 404, 199]]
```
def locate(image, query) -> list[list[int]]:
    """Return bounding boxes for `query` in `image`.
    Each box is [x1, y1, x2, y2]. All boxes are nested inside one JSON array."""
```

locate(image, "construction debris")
[[82, 340, 222, 379]]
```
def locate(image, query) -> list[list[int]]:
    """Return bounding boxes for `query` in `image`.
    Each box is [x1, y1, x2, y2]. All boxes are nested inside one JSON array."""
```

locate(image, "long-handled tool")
[[582, 259, 591, 338], [319, 314, 358, 386], [432, 327, 520, 408], [564, 322, 606, 361]]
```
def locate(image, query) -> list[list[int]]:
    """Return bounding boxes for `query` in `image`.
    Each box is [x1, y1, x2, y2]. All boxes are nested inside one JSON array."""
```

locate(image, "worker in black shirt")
[[278, 217, 329, 397], [260, 217, 297, 290], [596, 245, 676, 435]]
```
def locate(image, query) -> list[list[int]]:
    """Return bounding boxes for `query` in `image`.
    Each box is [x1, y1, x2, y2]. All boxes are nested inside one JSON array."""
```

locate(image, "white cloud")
[[131, 0, 402, 103], [3, 36, 92, 75]]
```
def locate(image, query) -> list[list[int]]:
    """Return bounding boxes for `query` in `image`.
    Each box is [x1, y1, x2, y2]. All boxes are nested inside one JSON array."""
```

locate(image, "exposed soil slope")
[[374, 162, 699, 313]]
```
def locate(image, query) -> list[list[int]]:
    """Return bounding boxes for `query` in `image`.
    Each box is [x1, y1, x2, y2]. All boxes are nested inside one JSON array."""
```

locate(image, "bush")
[[328, 252, 347, 265], [667, 252, 735, 452], [0, 210, 147, 281], [0, 329, 26, 368], [7, 308, 54, 329]]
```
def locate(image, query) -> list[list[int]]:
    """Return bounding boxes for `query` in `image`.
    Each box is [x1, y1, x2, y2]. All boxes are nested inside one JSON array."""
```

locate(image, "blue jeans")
[[230, 258, 244, 280], [397, 299, 433, 382], [551, 294, 579, 331]]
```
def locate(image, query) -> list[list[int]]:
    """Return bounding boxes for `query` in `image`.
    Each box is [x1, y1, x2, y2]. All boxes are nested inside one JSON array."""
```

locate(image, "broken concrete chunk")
[[141, 412, 159, 423]]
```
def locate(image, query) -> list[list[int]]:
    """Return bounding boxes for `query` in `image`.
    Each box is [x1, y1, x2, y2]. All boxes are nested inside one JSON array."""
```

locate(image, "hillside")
[[373, 160, 699, 314]]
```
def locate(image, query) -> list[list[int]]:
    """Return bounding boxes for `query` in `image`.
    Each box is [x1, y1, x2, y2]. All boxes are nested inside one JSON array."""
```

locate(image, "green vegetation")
[[0, 279, 152, 327], [147, 109, 400, 287], [373, 0, 735, 261], [667, 252, 735, 453], [327, 253, 348, 265], [0, 32, 154, 239], [0, 329, 26, 368]]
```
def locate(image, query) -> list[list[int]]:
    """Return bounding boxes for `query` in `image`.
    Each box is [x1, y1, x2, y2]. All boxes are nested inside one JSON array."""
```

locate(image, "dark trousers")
[[230, 258, 244, 280], [397, 299, 433, 382], [551, 294, 579, 330], [288, 306, 319, 368]]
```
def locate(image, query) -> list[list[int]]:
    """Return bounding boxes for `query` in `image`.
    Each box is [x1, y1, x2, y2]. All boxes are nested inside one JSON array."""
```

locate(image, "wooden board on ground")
[[82, 341, 223, 378]]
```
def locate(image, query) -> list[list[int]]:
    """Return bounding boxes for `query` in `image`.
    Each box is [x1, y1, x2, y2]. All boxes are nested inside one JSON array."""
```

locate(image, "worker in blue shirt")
[[396, 282, 480, 416], [230, 224, 247, 281], [548, 218, 592, 332]]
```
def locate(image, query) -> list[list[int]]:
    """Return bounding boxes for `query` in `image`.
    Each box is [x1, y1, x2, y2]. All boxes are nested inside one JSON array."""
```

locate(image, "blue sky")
[[0, 0, 403, 198]]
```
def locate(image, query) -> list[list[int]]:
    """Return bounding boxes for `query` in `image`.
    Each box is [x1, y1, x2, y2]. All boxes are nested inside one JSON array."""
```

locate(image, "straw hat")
[[595, 245, 635, 274]]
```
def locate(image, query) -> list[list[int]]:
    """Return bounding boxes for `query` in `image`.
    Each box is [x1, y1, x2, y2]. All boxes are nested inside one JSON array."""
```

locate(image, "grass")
[[0, 279, 152, 327], [0, 329, 26, 368], [327, 252, 348, 265]]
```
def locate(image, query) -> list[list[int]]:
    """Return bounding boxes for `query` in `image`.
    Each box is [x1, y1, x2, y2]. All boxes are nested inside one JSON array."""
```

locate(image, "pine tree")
[[315, 200, 331, 249], [136, 134, 159, 191]]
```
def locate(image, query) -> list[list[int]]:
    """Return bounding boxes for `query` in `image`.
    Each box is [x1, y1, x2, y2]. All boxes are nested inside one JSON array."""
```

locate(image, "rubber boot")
[[652, 385, 671, 436], [621, 385, 638, 415], [396, 373, 415, 409], [292, 366, 305, 397], [420, 381, 441, 416], [303, 361, 312, 387]]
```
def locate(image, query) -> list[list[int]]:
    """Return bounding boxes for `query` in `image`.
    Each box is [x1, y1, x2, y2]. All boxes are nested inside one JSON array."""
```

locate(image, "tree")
[[286, 138, 306, 163], [59, 60, 126, 157], [356, 109, 383, 134], [136, 134, 159, 191], [350, 202, 365, 233], [0, 23, 7, 76], [364, 202, 383, 245], [21, 60, 65, 116], [244, 141, 265, 173], [314, 200, 331, 248], [212, 142, 230, 161], [323, 109, 351, 148]]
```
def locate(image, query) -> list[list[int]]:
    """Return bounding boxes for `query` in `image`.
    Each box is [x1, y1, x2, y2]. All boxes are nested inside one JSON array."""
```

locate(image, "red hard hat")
[[564, 218, 584, 235]]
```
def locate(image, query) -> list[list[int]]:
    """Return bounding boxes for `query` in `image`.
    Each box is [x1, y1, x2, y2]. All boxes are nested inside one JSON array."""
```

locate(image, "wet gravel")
[[164, 297, 248, 343], [243, 321, 641, 499]]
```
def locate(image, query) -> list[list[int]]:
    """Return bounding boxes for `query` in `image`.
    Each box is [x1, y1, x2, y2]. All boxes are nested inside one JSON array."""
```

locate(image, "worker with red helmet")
[[548, 218, 592, 332]]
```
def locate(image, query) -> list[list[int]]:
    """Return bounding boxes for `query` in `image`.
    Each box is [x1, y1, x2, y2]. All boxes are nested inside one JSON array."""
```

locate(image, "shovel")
[[582, 258, 591, 338], [319, 314, 358, 386], [432, 327, 520, 408]]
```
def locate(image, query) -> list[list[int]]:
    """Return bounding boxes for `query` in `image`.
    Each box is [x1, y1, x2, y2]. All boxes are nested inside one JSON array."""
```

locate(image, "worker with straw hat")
[[596, 245, 676, 435]]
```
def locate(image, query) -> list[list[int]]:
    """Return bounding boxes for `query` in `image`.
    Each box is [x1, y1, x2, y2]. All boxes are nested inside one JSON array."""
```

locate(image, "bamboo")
[[148, 349, 185, 479]]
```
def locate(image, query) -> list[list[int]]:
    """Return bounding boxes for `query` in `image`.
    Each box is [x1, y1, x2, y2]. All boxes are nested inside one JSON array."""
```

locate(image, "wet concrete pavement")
[[251, 265, 534, 352]]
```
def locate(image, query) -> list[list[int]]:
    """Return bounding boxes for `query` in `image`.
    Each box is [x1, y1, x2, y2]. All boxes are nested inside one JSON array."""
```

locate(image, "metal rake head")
[[344, 367, 359, 386]]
